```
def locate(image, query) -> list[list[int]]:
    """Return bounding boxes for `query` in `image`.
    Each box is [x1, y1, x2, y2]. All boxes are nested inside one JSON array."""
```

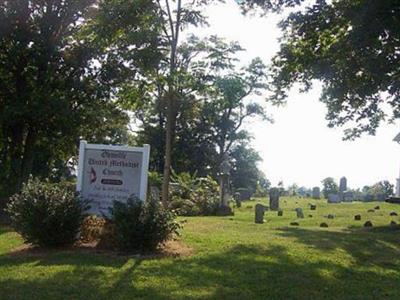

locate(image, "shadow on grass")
[[0, 228, 399, 299], [276, 226, 400, 270]]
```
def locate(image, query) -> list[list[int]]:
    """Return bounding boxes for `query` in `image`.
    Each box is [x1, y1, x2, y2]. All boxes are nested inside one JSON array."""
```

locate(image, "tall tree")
[[241, 0, 400, 139], [154, 0, 221, 205], [205, 57, 269, 172], [126, 35, 269, 184]]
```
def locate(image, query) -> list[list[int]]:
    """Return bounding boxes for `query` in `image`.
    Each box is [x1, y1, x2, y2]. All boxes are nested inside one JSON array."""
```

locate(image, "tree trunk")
[[8, 124, 25, 194], [161, 0, 182, 206], [20, 127, 37, 186], [161, 94, 174, 206]]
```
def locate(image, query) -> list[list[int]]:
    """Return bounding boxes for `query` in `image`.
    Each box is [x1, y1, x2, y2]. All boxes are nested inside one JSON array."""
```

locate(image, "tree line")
[[1, 0, 398, 200]]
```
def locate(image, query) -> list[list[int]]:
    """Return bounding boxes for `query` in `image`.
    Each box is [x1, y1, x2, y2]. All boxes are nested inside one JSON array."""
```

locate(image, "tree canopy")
[[0, 0, 160, 194], [242, 0, 400, 139]]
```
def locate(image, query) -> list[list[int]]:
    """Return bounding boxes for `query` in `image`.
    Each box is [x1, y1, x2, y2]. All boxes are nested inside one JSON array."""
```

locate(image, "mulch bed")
[[8, 238, 193, 259]]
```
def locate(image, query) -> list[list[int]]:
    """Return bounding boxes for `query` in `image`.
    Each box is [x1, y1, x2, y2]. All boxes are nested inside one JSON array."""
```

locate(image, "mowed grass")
[[1, 197, 400, 300]]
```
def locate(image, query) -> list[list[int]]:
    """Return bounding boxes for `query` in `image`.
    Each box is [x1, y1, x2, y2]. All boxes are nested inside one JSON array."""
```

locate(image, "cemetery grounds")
[[0, 197, 399, 300]]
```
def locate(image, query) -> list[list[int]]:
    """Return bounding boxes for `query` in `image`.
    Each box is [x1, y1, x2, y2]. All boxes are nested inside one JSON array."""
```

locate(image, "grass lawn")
[[1, 197, 400, 300]]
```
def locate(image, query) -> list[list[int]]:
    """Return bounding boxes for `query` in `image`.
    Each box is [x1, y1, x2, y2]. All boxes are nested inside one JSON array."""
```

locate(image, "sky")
[[192, 1, 400, 189]]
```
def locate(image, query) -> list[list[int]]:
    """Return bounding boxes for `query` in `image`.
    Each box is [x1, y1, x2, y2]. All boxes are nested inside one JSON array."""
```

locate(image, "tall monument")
[[218, 153, 233, 215]]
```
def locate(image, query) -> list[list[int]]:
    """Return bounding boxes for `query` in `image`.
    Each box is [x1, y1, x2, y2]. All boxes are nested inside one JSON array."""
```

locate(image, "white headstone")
[[77, 141, 150, 216]]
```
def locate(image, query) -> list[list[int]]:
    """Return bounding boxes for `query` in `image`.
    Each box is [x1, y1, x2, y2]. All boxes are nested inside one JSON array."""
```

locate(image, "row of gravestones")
[[327, 177, 354, 203], [326, 177, 386, 203], [255, 204, 308, 224], [255, 203, 399, 229]]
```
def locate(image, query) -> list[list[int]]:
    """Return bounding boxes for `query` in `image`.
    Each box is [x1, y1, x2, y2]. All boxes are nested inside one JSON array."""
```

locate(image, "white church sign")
[[76, 140, 150, 215]]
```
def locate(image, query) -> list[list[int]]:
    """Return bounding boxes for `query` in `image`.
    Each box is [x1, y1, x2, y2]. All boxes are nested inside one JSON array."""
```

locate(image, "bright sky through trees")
[[194, 1, 400, 189]]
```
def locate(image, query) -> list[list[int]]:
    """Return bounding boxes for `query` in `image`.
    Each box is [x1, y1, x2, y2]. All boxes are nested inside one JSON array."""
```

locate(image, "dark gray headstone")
[[339, 177, 347, 193], [390, 211, 398, 216], [312, 187, 320, 199], [255, 204, 265, 224], [310, 204, 316, 210], [354, 214, 361, 221], [364, 221, 373, 227], [320, 222, 329, 228], [343, 191, 354, 202], [277, 210, 283, 217], [290, 222, 299, 226], [295, 208, 304, 219], [269, 188, 280, 211]]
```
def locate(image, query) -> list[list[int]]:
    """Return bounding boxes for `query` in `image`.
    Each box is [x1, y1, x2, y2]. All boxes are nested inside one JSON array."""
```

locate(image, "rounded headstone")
[[310, 204, 316, 211], [374, 206, 380, 210], [290, 222, 299, 226], [390, 211, 398, 216], [354, 214, 361, 221], [364, 221, 373, 227], [320, 222, 329, 228]]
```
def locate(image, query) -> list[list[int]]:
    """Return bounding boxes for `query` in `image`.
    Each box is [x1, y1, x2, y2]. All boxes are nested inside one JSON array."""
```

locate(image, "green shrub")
[[6, 178, 88, 247], [148, 171, 163, 189], [169, 172, 220, 216], [110, 197, 180, 252]]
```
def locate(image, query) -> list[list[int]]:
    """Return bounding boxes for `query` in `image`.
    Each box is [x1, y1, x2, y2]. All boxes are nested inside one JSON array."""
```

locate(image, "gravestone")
[[320, 222, 329, 228], [269, 188, 280, 211], [343, 191, 354, 202], [290, 222, 299, 226], [255, 204, 265, 224], [339, 177, 347, 193], [295, 208, 304, 219], [327, 194, 341, 203], [327, 214, 335, 219], [310, 204, 316, 210], [364, 221, 373, 227], [277, 210, 283, 217], [312, 187, 320, 199], [390, 212, 398, 216], [354, 214, 361, 221], [218, 154, 233, 216], [238, 189, 252, 201], [374, 205, 380, 210], [367, 209, 375, 213]]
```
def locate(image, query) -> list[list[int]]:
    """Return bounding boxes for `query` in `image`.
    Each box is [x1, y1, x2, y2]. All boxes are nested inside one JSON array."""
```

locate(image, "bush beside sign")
[[77, 140, 150, 216]]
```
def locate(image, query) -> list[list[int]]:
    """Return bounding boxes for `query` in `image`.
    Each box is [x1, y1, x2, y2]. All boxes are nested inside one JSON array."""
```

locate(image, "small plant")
[[6, 178, 88, 247], [110, 197, 180, 252]]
